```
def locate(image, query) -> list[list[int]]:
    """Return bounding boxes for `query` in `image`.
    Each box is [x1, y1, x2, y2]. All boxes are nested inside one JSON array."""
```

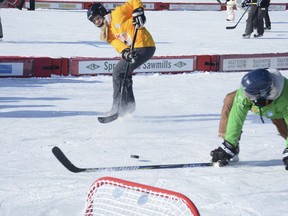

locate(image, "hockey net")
[[83, 176, 200, 216]]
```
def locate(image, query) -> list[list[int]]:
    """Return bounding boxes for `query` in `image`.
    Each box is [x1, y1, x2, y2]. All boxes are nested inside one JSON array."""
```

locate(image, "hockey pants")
[[112, 46, 156, 113], [245, 5, 268, 35]]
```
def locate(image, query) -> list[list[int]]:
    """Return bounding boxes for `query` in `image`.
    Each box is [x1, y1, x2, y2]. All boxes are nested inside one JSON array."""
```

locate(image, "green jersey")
[[225, 76, 288, 148]]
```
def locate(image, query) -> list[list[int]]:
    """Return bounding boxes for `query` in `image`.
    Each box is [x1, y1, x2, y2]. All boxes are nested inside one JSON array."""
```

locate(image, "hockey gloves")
[[210, 140, 238, 166], [282, 148, 288, 170], [241, 0, 251, 8], [122, 48, 139, 63], [132, 7, 146, 29]]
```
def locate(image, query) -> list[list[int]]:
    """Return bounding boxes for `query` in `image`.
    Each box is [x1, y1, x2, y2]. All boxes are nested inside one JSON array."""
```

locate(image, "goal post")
[[84, 176, 200, 216]]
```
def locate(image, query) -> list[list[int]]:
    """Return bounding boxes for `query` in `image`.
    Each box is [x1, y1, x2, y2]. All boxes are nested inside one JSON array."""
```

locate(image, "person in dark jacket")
[[242, 0, 270, 38], [16, 0, 35, 10], [253, 1, 271, 30], [0, 0, 3, 40], [264, 7, 271, 30]]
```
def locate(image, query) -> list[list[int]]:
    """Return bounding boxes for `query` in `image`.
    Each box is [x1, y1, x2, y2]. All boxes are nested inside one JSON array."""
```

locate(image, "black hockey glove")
[[282, 148, 288, 170], [210, 140, 238, 166], [121, 48, 139, 63], [257, 0, 270, 7], [241, 0, 251, 8], [132, 7, 146, 29]]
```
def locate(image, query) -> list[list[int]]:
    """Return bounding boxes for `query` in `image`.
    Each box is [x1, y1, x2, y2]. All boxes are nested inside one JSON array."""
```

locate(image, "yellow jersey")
[[107, 0, 155, 53]]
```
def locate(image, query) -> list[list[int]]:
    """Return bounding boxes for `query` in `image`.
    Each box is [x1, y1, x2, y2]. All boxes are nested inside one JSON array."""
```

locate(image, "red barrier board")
[[0, 57, 69, 77], [0, 57, 33, 77], [197, 55, 220, 72]]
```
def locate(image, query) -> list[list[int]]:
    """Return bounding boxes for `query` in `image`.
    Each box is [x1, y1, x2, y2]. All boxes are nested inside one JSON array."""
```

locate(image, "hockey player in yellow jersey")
[[87, 0, 156, 116]]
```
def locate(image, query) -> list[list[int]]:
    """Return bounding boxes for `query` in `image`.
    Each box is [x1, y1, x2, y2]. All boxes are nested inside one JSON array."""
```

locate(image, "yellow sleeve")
[[107, 0, 154, 53], [126, 0, 144, 10]]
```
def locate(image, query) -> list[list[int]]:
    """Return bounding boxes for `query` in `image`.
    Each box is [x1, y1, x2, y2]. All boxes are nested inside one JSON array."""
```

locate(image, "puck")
[[130, 154, 139, 159]]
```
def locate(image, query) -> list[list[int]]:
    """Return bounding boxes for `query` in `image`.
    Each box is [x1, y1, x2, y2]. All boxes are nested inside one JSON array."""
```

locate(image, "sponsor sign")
[[169, 4, 220, 11], [0, 62, 24, 76], [78, 58, 195, 75], [222, 56, 288, 71], [35, 2, 83, 9], [103, 2, 155, 10], [269, 5, 286, 11]]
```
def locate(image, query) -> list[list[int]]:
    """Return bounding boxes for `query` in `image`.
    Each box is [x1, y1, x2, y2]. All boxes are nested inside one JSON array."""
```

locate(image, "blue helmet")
[[87, 3, 108, 22], [241, 69, 273, 100]]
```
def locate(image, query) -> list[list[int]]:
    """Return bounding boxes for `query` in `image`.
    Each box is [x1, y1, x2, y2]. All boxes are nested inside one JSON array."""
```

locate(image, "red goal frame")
[[84, 176, 200, 216]]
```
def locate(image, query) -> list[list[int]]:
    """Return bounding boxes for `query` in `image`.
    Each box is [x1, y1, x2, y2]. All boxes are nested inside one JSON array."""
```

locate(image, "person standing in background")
[[0, 16, 3, 40], [226, 0, 236, 21], [0, 0, 3, 40], [264, 4, 271, 30], [16, 0, 35, 10], [253, 0, 271, 30], [241, 0, 270, 38]]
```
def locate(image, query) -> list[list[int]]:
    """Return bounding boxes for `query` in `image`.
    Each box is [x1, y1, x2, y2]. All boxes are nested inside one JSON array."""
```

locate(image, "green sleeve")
[[285, 133, 288, 148], [283, 116, 288, 148], [266, 78, 288, 148], [225, 89, 251, 146], [278, 80, 288, 148]]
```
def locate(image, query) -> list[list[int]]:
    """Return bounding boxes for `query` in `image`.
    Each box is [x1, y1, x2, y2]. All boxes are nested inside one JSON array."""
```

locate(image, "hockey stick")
[[52, 146, 213, 173], [98, 28, 139, 124], [216, 0, 224, 4], [226, 5, 250, 30]]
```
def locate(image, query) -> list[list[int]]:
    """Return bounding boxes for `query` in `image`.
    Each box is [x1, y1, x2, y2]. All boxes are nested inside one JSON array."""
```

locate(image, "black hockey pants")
[[245, 5, 268, 35], [112, 46, 155, 113]]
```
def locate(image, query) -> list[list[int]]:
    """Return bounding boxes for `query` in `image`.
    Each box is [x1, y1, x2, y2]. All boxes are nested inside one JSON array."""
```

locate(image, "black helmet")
[[87, 3, 108, 22], [241, 69, 273, 100]]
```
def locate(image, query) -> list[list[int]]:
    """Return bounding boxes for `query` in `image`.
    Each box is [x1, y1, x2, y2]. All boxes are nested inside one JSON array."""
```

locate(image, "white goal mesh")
[[84, 177, 200, 216]]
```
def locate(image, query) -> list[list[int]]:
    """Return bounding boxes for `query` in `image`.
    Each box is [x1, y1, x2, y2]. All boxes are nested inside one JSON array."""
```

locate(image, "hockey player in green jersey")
[[210, 68, 288, 170]]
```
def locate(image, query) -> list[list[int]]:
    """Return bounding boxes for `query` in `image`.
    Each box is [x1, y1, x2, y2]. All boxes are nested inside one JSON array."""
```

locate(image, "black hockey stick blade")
[[52, 146, 86, 173], [98, 113, 119, 124], [98, 29, 139, 124], [226, 25, 237, 30], [52, 146, 213, 173]]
